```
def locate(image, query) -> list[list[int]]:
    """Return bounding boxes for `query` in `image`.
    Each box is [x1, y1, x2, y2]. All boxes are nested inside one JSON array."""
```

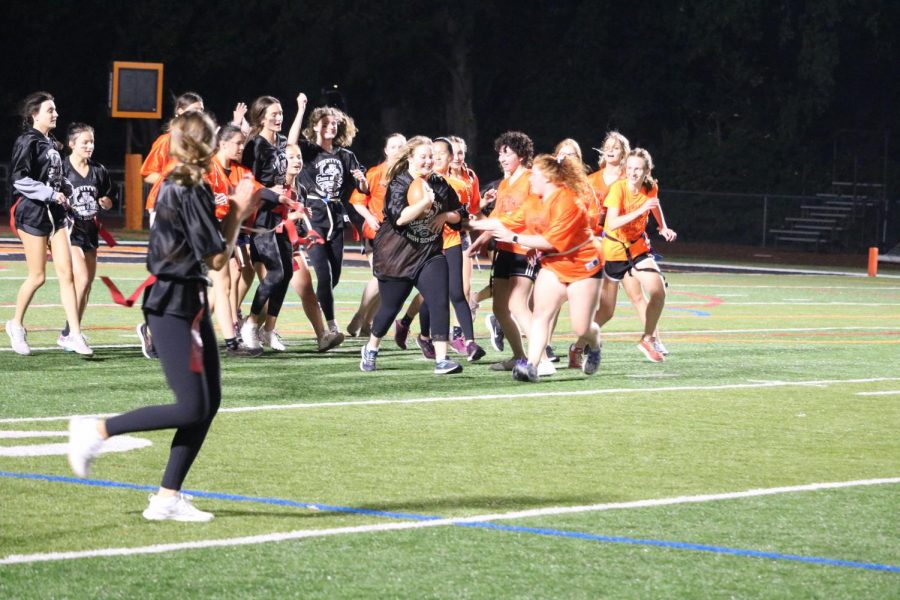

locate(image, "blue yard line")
[[455, 521, 900, 573], [666, 307, 710, 316], [0, 471, 441, 522], [3, 470, 898, 573]]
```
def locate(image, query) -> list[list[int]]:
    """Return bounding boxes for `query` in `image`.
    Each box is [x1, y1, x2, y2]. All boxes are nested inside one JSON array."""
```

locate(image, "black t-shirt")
[[143, 179, 225, 318], [10, 128, 72, 203], [299, 140, 365, 239], [242, 133, 287, 187], [62, 158, 115, 219], [373, 171, 465, 281]]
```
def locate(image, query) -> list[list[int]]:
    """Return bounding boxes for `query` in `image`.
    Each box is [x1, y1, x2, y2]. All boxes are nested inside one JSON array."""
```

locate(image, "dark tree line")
[[2, 0, 898, 197]]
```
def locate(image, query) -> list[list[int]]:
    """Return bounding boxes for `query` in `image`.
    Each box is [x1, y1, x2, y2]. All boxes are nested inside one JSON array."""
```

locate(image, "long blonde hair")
[[384, 136, 433, 183], [597, 131, 631, 170], [168, 112, 217, 186]]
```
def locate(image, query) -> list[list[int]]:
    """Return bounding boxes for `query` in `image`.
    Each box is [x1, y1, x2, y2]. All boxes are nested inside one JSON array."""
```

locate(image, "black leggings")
[[105, 311, 221, 491], [420, 244, 475, 339], [250, 231, 293, 318], [307, 234, 344, 321], [372, 257, 451, 342]]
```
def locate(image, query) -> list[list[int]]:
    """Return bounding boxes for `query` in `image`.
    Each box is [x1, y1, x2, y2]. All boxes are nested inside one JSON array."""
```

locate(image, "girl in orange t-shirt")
[[569, 131, 669, 367], [467, 131, 541, 371], [596, 148, 676, 363], [472, 154, 603, 382], [204, 124, 266, 357], [346, 133, 407, 338]]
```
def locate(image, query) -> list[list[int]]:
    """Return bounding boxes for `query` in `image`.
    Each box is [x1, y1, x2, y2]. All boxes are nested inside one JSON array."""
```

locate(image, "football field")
[[1, 258, 898, 598]]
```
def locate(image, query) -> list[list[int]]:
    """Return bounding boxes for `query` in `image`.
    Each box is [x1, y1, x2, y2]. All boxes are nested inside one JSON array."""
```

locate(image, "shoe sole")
[[638, 344, 664, 363], [434, 365, 463, 374], [319, 332, 345, 352]]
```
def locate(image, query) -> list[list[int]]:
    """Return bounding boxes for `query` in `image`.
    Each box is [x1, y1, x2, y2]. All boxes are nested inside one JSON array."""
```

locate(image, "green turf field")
[[1, 260, 898, 598]]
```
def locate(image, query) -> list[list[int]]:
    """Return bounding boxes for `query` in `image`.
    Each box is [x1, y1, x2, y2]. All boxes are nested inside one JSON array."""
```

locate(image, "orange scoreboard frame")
[[110, 61, 164, 119]]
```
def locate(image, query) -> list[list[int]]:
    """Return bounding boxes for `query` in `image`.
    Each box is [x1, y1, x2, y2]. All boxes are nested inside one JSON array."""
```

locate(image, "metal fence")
[[659, 190, 897, 253], [2, 163, 896, 252]]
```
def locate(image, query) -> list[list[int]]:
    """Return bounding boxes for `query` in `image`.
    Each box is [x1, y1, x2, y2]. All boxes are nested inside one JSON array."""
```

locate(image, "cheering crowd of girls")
[[6, 89, 676, 521], [8, 89, 677, 376]]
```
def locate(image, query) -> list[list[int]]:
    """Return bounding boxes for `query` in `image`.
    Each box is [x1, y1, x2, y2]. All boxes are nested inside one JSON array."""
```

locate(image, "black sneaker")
[[226, 344, 263, 358], [512, 359, 538, 383], [545, 345, 560, 363], [136, 323, 157, 359], [485, 314, 504, 352]]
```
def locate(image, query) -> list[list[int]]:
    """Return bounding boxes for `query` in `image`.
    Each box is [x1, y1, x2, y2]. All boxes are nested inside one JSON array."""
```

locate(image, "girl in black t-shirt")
[[239, 95, 296, 351], [6, 91, 91, 356], [287, 95, 368, 336], [67, 112, 257, 522], [59, 123, 115, 345], [361, 136, 467, 375]]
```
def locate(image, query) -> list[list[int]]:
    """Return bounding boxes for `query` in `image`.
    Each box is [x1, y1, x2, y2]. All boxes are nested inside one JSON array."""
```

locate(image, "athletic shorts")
[[602, 252, 654, 281], [68, 218, 100, 251], [493, 248, 538, 281], [13, 198, 67, 237]]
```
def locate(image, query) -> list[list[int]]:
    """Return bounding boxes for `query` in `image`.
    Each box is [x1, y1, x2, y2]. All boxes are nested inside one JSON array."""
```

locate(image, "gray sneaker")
[[434, 359, 463, 374], [360, 344, 378, 372]]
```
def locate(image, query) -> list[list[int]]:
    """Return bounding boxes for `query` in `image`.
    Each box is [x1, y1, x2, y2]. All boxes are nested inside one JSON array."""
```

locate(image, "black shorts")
[[603, 252, 655, 281], [13, 197, 67, 237], [493, 248, 538, 281], [68, 218, 100, 251]]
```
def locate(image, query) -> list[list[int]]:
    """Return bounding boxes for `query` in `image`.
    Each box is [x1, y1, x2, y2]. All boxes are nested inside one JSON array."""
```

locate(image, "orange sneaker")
[[638, 336, 665, 363]]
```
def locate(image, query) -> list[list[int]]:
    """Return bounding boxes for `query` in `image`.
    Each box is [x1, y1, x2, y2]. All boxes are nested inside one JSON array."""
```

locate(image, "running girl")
[[59, 123, 115, 346], [6, 91, 91, 356], [67, 111, 258, 521]]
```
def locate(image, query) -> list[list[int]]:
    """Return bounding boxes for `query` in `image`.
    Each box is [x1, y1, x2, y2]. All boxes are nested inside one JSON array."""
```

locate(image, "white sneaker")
[[60, 332, 94, 356], [653, 339, 669, 356], [67, 417, 104, 478], [58, 333, 74, 352], [240, 320, 261, 350], [6, 321, 31, 356], [142, 492, 214, 522], [537, 359, 557, 377], [258, 328, 286, 351]]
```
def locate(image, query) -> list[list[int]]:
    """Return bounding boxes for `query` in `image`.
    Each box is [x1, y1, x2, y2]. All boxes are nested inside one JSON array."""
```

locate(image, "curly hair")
[[493, 131, 534, 167], [303, 106, 358, 148]]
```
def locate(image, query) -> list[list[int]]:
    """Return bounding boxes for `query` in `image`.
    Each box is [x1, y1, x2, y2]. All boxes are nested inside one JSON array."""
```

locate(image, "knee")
[[27, 271, 46, 288]]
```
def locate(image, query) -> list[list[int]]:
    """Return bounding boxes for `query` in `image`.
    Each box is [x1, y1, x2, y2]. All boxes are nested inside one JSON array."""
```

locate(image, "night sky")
[[2, 0, 898, 199]]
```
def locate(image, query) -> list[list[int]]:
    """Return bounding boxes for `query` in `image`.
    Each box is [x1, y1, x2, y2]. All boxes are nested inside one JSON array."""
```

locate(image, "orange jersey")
[[453, 168, 481, 216], [349, 161, 389, 240], [205, 157, 264, 220], [439, 174, 471, 249], [489, 169, 538, 255], [586, 169, 623, 234], [503, 188, 600, 282], [602, 180, 659, 262], [141, 133, 176, 211]]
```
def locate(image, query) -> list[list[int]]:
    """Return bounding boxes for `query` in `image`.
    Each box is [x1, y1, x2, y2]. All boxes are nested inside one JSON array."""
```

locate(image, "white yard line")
[[2, 377, 898, 425], [855, 390, 900, 396], [2, 477, 897, 565]]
